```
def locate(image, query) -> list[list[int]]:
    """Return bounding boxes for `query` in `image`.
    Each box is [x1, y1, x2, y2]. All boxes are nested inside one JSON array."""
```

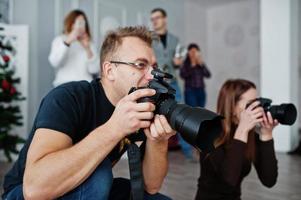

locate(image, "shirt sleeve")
[[180, 62, 194, 78], [200, 64, 211, 78], [35, 86, 81, 142], [253, 135, 278, 187], [86, 42, 100, 74], [48, 36, 69, 68]]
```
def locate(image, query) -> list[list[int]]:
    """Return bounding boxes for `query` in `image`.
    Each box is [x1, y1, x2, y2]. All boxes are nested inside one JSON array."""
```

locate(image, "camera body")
[[129, 69, 176, 116], [246, 97, 297, 125], [129, 68, 223, 152]]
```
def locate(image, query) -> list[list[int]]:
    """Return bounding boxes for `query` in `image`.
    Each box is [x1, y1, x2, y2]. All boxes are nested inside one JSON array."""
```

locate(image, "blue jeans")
[[184, 87, 206, 108], [169, 80, 182, 103], [3, 158, 171, 200]]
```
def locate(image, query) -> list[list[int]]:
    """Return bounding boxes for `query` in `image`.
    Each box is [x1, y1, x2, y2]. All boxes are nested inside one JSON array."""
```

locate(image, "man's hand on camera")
[[144, 114, 176, 142], [107, 89, 156, 138]]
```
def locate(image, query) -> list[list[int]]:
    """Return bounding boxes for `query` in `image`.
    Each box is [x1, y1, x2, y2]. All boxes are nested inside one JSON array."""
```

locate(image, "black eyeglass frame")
[[110, 61, 158, 71]]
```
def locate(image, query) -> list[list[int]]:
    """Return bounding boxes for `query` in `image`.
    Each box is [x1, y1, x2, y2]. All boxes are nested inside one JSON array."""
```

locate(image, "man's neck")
[[155, 27, 167, 35], [100, 79, 120, 106]]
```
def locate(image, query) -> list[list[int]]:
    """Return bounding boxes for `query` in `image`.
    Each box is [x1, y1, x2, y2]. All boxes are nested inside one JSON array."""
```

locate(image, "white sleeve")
[[86, 42, 100, 74], [48, 36, 69, 68]]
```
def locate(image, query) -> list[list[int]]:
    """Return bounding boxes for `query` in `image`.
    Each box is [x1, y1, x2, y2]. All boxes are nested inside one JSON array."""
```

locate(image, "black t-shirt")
[[159, 33, 167, 49], [2, 79, 146, 197]]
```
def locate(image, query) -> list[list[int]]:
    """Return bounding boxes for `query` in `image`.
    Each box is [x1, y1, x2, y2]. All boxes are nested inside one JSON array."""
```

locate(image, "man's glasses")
[[110, 61, 157, 73], [150, 16, 164, 22]]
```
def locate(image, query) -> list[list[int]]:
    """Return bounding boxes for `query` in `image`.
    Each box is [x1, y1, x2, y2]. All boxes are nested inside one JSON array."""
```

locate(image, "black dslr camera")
[[129, 68, 223, 152], [246, 97, 297, 125]]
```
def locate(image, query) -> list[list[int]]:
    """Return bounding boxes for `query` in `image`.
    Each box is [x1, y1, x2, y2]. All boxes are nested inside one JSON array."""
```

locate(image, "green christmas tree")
[[0, 36, 25, 162]]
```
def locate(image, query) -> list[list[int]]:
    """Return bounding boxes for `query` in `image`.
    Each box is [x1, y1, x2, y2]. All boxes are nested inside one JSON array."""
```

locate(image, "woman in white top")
[[49, 10, 99, 87]]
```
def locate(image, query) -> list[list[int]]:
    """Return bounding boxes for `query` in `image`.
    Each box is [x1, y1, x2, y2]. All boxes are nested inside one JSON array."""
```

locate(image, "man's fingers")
[[139, 121, 151, 129], [127, 89, 156, 102], [150, 123, 159, 138], [136, 112, 154, 120], [154, 115, 165, 136], [135, 102, 155, 112], [158, 115, 174, 134]]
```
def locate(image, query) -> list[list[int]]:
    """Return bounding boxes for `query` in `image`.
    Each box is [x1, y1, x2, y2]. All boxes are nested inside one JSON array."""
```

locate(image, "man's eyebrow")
[[134, 58, 149, 63]]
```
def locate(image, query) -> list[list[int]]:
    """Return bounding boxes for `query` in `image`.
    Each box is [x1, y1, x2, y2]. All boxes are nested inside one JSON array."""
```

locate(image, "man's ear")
[[102, 61, 115, 81]]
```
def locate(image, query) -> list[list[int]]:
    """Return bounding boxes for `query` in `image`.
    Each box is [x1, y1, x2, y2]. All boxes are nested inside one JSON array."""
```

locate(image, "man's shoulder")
[[167, 32, 179, 41], [45, 80, 94, 101], [57, 80, 91, 92]]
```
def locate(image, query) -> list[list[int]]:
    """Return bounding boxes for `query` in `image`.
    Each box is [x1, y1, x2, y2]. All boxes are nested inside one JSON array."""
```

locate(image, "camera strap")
[[127, 141, 144, 200]]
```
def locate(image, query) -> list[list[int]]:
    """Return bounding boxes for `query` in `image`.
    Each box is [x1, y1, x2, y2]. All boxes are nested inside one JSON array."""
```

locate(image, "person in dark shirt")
[[195, 79, 278, 200], [2, 26, 176, 200], [180, 43, 211, 108]]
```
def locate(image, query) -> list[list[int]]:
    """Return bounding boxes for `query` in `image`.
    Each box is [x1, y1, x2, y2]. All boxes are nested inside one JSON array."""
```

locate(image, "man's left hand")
[[144, 114, 176, 142]]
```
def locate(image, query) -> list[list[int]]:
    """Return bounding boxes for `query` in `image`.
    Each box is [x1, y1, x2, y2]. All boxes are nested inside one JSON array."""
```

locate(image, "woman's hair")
[[183, 43, 200, 65], [63, 9, 91, 38], [215, 79, 256, 160]]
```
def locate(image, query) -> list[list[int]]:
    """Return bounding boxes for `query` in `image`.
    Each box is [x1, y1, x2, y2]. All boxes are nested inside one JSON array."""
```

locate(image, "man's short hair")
[[100, 26, 153, 67], [151, 8, 167, 17]]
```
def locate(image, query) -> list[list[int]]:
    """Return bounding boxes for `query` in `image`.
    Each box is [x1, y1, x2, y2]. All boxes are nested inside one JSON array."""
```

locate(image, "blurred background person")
[[179, 43, 211, 161], [48, 9, 99, 87], [180, 43, 211, 108], [150, 7, 186, 154], [195, 79, 278, 200]]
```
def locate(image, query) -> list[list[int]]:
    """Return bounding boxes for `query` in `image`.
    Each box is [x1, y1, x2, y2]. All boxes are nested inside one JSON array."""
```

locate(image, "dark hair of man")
[[100, 26, 153, 69], [151, 8, 167, 17]]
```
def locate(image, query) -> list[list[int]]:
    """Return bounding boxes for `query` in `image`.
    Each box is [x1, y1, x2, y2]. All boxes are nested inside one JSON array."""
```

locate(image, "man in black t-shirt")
[[2, 26, 176, 200]]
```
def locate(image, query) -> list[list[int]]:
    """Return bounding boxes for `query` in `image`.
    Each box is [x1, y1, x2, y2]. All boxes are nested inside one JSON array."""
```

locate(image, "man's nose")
[[145, 66, 154, 80]]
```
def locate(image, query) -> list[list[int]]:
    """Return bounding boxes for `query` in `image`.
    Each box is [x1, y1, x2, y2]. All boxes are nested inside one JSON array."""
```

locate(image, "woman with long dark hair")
[[195, 79, 278, 200]]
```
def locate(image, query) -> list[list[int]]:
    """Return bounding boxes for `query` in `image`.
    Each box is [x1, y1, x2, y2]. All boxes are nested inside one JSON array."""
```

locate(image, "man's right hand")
[[107, 88, 156, 137]]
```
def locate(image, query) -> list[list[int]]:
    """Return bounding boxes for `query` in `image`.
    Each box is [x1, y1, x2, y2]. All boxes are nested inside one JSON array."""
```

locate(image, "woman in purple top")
[[180, 43, 211, 108]]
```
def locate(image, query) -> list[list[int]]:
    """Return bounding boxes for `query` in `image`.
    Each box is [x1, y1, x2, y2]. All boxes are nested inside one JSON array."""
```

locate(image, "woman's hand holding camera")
[[235, 101, 278, 143], [235, 101, 264, 143], [259, 111, 278, 141]]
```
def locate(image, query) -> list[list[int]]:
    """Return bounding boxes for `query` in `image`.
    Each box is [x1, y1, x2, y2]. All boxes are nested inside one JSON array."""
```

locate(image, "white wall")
[[299, 0, 301, 128], [205, 0, 260, 111], [260, 0, 299, 152]]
